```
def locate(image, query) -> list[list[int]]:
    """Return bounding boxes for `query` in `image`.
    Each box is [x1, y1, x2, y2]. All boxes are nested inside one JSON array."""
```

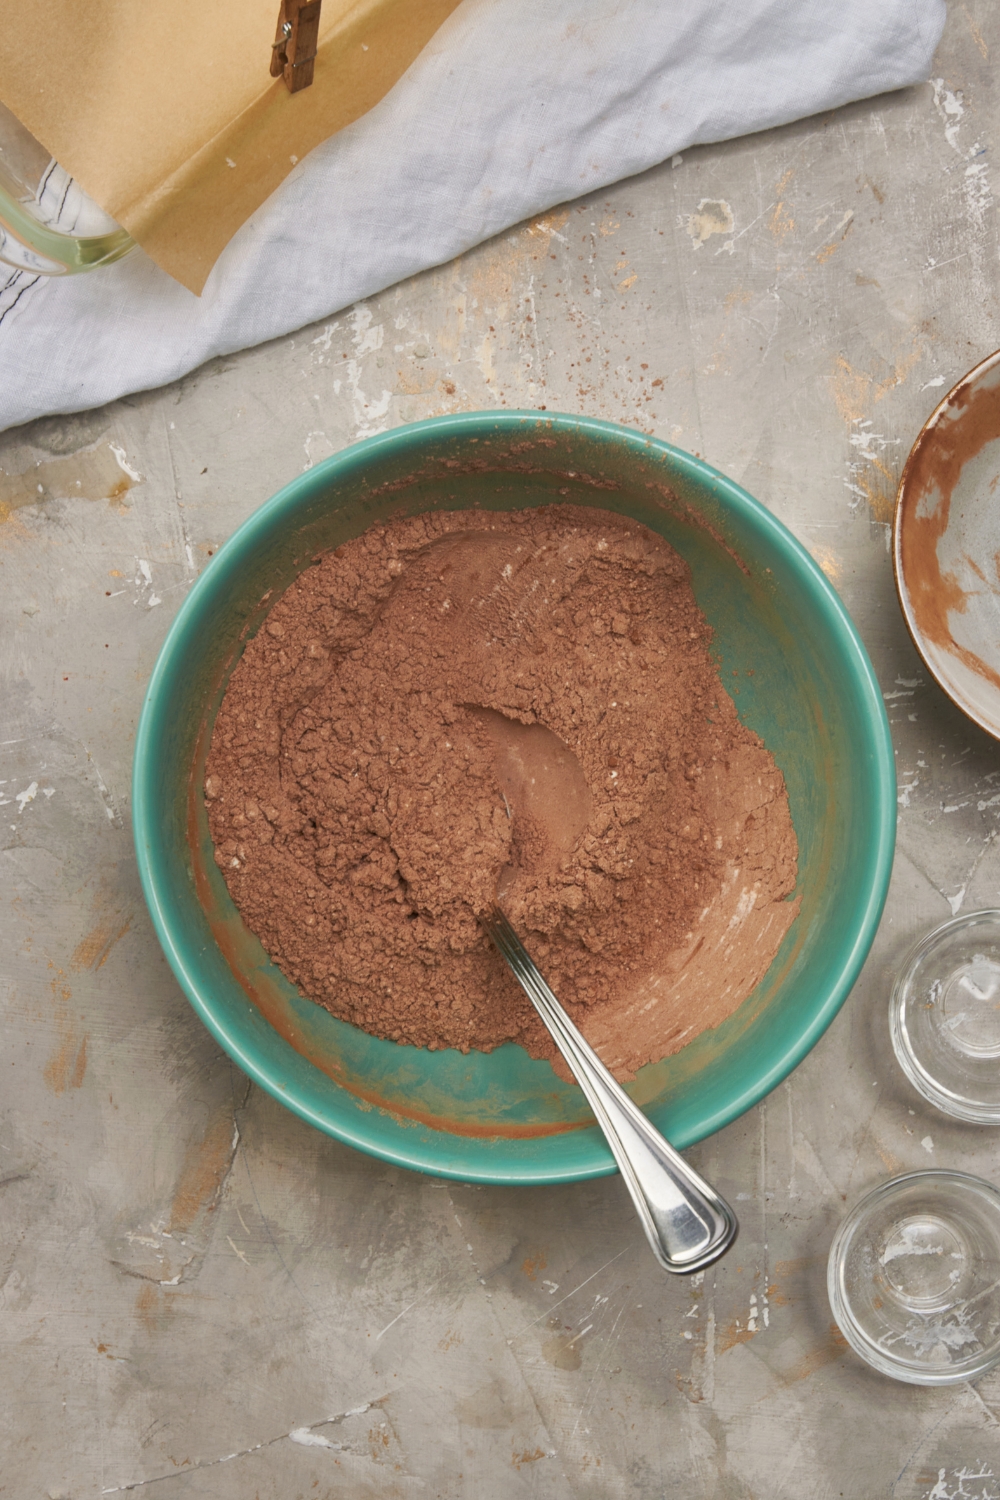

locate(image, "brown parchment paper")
[[0, 0, 463, 293]]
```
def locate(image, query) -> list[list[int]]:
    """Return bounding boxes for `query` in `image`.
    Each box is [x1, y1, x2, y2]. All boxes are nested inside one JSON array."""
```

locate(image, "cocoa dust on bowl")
[[132, 412, 895, 1183], [206, 505, 799, 1083]]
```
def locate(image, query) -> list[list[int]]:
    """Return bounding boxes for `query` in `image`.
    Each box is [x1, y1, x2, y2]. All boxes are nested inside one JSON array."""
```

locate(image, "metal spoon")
[[481, 903, 738, 1274]]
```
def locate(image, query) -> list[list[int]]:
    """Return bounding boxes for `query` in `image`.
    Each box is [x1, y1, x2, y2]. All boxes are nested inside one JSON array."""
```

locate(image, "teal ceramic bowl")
[[133, 411, 895, 1184]]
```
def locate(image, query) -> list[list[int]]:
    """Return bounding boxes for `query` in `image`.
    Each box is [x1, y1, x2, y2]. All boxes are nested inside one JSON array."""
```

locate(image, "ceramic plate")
[[895, 349, 1000, 739]]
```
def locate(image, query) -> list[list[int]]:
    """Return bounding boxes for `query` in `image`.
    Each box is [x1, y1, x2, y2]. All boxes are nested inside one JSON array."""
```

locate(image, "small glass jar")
[[0, 99, 135, 275], [890, 909, 1000, 1123], [828, 1170, 1000, 1385]]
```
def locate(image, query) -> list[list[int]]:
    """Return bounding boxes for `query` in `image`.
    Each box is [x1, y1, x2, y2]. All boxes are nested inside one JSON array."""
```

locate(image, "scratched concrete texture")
[[4, 5, 1000, 1498]]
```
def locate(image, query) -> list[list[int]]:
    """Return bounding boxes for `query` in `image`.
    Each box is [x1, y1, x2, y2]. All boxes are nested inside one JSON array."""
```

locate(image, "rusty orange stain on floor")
[[42, 972, 88, 1094], [395, 365, 442, 397], [875, 1141, 904, 1174], [69, 1036, 88, 1091], [816, 216, 854, 264], [830, 344, 922, 425], [169, 1109, 237, 1234], [135, 1282, 160, 1334], [70, 915, 131, 971], [767, 169, 796, 241], [512, 1448, 546, 1469], [0, 505, 32, 542], [774, 1255, 824, 1278], [782, 1324, 849, 1385], [866, 450, 897, 487], [850, 469, 896, 524], [831, 341, 924, 524], [43, 1029, 88, 1094], [521, 1251, 547, 1281], [964, 5, 988, 59], [466, 207, 571, 312], [765, 1256, 825, 1311], [526, 207, 571, 241], [717, 1318, 756, 1353], [832, 355, 879, 421]]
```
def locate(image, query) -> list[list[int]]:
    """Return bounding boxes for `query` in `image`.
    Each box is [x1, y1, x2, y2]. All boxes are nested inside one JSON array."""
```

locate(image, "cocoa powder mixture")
[[206, 505, 799, 1080]]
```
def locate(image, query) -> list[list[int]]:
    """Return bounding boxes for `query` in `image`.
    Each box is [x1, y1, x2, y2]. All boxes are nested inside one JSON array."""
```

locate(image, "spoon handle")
[[484, 904, 738, 1274]]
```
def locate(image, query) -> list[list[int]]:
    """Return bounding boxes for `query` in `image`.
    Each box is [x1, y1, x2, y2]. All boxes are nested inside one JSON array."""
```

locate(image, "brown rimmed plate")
[[894, 349, 1000, 739]]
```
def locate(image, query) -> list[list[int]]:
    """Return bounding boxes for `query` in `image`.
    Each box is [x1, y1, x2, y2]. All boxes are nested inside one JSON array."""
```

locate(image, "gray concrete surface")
[[4, 5, 1000, 1496]]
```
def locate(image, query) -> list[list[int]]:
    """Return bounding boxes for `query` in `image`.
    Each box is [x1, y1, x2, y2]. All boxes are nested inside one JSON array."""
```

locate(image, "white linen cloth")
[[0, 0, 945, 434]]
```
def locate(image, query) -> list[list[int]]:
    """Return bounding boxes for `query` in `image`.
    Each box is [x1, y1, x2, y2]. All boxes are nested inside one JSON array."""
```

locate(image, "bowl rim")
[[892, 345, 1000, 743], [133, 409, 896, 1183]]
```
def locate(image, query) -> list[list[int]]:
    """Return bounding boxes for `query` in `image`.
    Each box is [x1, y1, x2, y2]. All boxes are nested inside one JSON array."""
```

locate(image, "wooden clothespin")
[[271, 0, 323, 93]]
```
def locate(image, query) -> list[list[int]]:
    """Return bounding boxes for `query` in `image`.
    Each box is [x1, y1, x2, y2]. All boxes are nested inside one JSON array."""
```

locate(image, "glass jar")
[[0, 99, 135, 275]]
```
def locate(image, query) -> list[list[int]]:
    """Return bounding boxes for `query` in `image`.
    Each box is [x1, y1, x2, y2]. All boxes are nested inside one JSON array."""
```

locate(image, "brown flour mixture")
[[206, 505, 799, 1081]]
